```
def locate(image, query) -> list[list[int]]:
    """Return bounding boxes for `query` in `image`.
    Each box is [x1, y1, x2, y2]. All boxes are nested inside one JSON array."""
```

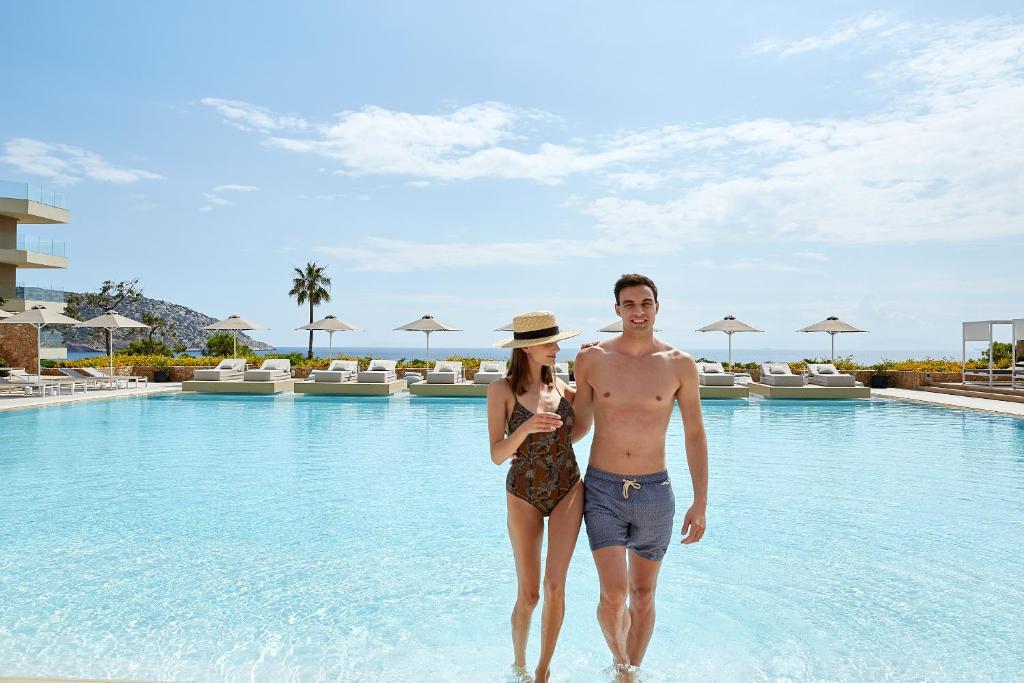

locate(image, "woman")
[[487, 311, 588, 683]]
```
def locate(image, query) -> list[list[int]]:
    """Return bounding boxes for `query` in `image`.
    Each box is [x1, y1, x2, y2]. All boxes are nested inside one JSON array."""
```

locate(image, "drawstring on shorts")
[[622, 479, 640, 499]]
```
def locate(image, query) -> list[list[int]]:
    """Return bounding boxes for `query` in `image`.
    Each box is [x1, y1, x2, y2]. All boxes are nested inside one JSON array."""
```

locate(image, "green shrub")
[[122, 338, 174, 356], [204, 332, 252, 357]]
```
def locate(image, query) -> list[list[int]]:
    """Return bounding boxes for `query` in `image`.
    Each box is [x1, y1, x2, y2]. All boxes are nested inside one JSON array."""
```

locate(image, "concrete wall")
[[0, 323, 39, 370]]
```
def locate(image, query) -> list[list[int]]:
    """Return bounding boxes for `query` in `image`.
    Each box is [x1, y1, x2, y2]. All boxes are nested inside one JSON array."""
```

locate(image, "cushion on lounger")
[[817, 366, 835, 374], [437, 364, 453, 372], [371, 363, 387, 371], [703, 365, 720, 373], [769, 367, 785, 374]]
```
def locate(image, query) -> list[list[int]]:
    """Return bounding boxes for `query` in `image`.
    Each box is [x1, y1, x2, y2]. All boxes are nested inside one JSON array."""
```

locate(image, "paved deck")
[[181, 378, 298, 394], [873, 388, 1024, 418], [0, 383, 180, 412], [748, 382, 871, 399], [699, 385, 749, 399]]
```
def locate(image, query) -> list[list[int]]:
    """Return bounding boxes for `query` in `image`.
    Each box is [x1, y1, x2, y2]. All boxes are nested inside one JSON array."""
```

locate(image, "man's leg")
[[507, 493, 544, 672], [592, 546, 631, 667], [625, 551, 663, 666], [535, 482, 584, 682]]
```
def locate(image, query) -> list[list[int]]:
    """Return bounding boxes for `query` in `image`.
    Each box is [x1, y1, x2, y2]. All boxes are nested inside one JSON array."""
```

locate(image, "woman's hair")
[[506, 347, 554, 395]]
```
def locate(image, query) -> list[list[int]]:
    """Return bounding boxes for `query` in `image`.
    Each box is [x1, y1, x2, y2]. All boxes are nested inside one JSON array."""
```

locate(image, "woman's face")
[[523, 342, 560, 366]]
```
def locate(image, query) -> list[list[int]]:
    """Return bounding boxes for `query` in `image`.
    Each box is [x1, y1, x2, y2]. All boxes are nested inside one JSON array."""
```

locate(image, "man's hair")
[[614, 273, 658, 304]]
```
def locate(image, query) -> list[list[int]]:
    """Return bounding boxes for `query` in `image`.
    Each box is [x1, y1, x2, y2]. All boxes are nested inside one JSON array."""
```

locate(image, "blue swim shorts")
[[584, 466, 675, 562]]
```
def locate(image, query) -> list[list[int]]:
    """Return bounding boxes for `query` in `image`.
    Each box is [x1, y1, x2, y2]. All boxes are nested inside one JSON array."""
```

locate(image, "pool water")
[[1, 395, 1022, 681]]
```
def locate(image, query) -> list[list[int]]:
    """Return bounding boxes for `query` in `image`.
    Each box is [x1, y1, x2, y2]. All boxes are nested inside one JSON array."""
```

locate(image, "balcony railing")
[[0, 181, 68, 210], [13, 283, 67, 303], [15, 236, 67, 257]]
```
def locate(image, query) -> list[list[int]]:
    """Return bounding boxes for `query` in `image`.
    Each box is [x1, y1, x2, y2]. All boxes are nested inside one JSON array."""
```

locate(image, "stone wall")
[[0, 323, 39, 371]]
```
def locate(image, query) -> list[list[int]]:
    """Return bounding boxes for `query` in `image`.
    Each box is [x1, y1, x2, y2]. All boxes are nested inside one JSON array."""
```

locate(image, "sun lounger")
[[309, 359, 358, 383], [698, 362, 735, 386], [244, 359, 291, 381], [358, 359, 397, 383], [78, 366, 148, 388], [9, 368, 88, 394], [760, 363, 805, 387], [193, 359, 246, 381], [474, 361, 507, 385], [553, 362, 571, 384], [404, 371, 424, 384], [427, 361, 463, 384], [807, 363, 857, 387], [0, 373, 60, 396]]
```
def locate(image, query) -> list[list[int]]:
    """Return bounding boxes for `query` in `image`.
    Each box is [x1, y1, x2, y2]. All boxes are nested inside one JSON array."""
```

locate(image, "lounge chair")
[[427, 361, 463, 384], [78, 366, 148, 388], [10, 368, 88, 394], [759, 363, 805, 387], [403, 371, 425, 384], [553, 362, 571, 384], [357, 359, 397, 383], [193, 359, 246, 381], [308, 359, 358, 383], [244, 359, 291, 381], [698, 362, 735, 386], [807, 363, 857, 387], [0, 375, 59, 396], [474, 361, 507, 385]]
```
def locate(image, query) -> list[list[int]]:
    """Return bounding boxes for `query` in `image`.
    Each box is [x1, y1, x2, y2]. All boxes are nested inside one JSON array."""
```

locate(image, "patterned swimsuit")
[[505, 384, 581, 516]]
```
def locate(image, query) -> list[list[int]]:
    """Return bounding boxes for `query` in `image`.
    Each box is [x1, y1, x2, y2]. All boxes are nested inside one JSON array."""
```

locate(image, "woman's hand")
[[522, 411, 562, 435]]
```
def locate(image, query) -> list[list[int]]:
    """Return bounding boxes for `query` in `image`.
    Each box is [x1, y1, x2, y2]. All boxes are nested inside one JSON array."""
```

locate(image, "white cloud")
[[794, 252, 829, 261], [200, 184, 258, 211], [692, 258, 821, 274], [201, 97, 308, 132], [748, 12, 901, 58], [213, 184, 258, 192], [1, 138, 163, 185]]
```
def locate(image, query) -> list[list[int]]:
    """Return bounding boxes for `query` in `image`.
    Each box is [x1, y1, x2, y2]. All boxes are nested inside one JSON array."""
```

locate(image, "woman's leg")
[[507, 492, 544, 671], [535, 481, 584, 682]]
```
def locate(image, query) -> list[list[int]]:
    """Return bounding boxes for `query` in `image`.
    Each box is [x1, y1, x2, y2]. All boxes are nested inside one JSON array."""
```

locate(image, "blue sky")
[[2, 1, 1022, 354]]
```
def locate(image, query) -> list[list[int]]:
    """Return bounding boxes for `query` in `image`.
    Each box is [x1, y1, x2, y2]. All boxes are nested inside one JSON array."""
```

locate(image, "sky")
[[2, 1, 1022, 355]]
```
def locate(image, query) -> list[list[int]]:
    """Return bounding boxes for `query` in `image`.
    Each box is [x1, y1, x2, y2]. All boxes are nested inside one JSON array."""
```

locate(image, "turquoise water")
[[0, 395, 1022, 682]]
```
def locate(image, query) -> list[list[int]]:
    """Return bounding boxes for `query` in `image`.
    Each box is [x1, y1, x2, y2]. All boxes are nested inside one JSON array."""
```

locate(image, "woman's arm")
[[569, 349, 595, 443], [487, 380, 561, 465]]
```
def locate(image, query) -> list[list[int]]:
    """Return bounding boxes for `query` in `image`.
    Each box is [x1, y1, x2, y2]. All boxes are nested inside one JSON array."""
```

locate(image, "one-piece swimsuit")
[[505, 381, 580, 516]]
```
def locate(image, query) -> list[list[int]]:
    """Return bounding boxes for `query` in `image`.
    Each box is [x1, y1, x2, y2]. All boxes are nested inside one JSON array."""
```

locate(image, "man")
[[573, 273, 708, 679]]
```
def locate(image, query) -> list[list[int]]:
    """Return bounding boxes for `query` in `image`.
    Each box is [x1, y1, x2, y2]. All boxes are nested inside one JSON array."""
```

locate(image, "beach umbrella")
[[202, 314, 267, 357], [296, 314, 358, 356], [495, 322, 514, 332], [0, 305, 80, 377], [597, 320, 661, 333], [75, 310, 149, 380], [798, 316, 867, 362], [394, 314, 462, 354], [696, 315, 764, 371]]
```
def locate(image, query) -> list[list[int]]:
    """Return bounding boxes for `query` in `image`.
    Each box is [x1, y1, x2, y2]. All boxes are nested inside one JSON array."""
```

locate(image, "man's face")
[[615, 285, 659, 331]]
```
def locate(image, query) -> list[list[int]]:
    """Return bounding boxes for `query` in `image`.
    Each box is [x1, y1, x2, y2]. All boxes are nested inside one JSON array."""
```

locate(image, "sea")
[[68, 346, 963, 364]]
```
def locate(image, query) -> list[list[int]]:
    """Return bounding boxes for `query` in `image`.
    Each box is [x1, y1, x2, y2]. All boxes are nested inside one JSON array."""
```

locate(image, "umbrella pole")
[[328, 331, 334, 357], [109, 328, 114, 379], [426, 331, 431, 357], [728, 333, 733, 372], [233, 333, 237, 358], [831, 334, 835, 364], [36, 324, 42, 378]]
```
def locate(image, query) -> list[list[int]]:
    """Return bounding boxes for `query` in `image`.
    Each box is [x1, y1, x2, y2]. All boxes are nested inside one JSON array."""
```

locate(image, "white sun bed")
[[193, 359, 246, 381], [474, 361, 507, 385], [427, 361, 463, 384], [309, 359, 359, 383], [760, 363, 805, 387], [698, 361, 735, 386], [357, 359, 397, 383], [244, 359, 291, 381], [553, 362, 571, 384], [0, 374, 59, 397], [807, 363, 858, 387], [78, 366, 148, 388]]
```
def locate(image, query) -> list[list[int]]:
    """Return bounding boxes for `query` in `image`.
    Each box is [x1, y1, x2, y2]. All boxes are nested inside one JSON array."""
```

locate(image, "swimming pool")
[[1, 395, 1022, 681]]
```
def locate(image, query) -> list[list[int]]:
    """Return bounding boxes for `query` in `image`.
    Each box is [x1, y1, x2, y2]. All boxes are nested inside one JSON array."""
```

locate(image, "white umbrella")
[[495, 322, 514, 332], [202, 314, 267, 357], [75, 310, 149, 379], [597, 320, 661, 333], [394, 314, 462, 354], [296, 314, 358, 356], [798, 316, 867, 362], [0, 305, 81, 377], [696, 315, 764, 371]]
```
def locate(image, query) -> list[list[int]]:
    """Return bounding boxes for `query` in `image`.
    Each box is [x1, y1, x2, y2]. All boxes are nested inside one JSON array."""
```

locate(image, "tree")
[[64, 279, 144, 352], [288, 262, 332, 359], [205, 332, 252, 357], [124, 312, 177, 355]]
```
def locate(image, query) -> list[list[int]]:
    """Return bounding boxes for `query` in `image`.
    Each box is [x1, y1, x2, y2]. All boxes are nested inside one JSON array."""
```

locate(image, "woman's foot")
[[510, 663, 533, 682]]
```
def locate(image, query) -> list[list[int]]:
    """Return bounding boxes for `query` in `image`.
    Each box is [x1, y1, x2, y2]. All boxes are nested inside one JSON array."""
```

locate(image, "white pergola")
[[962, 319, 1024, 388]]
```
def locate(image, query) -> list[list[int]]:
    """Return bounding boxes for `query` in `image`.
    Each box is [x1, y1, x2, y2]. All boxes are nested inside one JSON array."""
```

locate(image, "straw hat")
[[494, 311, 580, 349]]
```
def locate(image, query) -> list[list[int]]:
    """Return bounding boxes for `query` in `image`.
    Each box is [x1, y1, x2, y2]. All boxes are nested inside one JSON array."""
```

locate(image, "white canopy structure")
[[394, 315, 461, 353], [202, 314, 267, 357], [76, 310, 149, 379], [0, 305, 81, 377], [597, 320, 661, 333], [962, 319, 1024, 387], [296, 314, 358, 355], [696, 315, 764, 371], [798, 316, 867, 362]]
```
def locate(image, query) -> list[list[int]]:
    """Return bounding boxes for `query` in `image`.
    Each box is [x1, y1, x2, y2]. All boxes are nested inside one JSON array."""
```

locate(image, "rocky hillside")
[[62, 294, 273, 352]]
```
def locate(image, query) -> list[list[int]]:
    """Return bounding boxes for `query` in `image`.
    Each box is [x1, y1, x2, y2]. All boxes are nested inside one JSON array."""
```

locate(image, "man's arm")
[[570, 349, 596, 443], [676, 354, 708, 544]]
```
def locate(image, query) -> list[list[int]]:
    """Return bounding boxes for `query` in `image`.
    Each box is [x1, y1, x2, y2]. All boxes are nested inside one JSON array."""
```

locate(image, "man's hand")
[[680, 503, 706, 544], [579, 340, 600, 349]]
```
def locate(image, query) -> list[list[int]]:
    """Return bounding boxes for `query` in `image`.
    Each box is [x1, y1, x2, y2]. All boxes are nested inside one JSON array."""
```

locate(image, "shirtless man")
[[572, 273, 708, 678]]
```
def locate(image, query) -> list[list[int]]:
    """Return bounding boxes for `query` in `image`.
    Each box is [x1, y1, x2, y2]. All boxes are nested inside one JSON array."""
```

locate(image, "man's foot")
[[534, 666, 550, 682], [510, 663, 533, 682]]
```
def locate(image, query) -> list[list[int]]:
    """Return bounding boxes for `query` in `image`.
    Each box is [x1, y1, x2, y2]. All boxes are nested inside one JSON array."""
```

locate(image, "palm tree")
[[289, 262, 332, 359]]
